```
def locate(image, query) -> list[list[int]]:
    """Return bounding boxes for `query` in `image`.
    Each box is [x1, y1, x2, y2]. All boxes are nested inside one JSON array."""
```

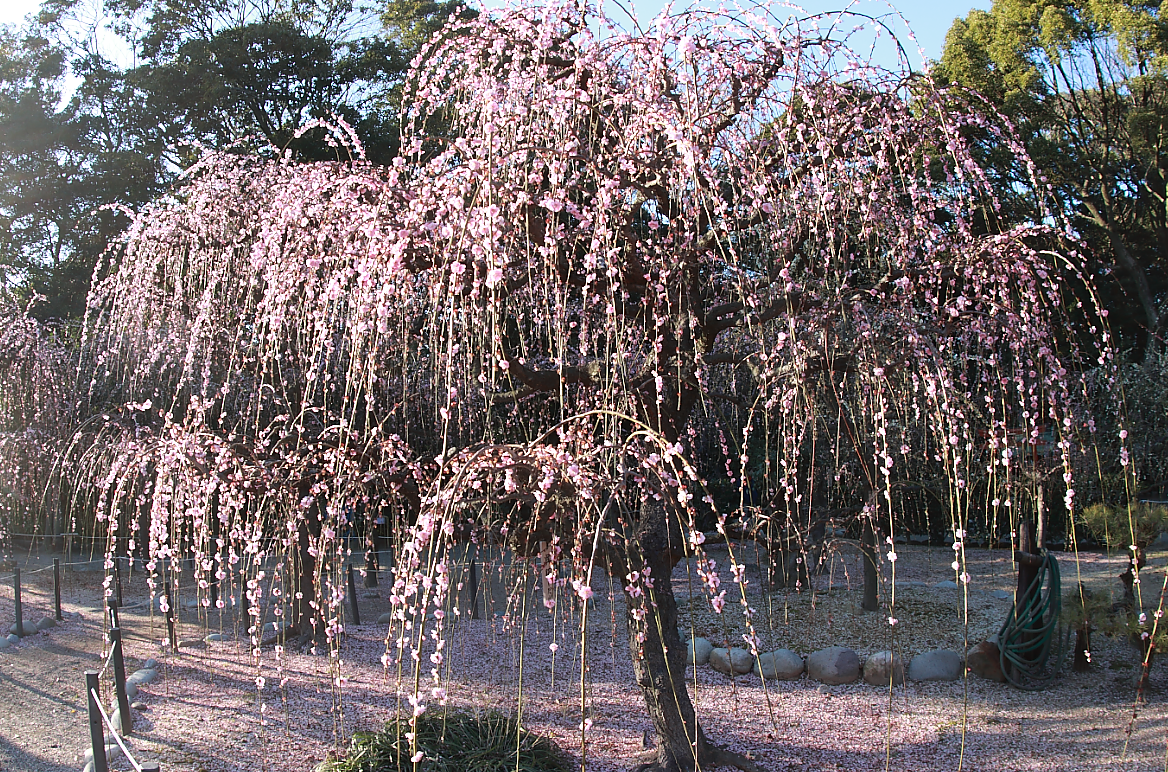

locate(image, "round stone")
[[709, 647, 753, 675], [966, 640, 1005, 682], [127, 668, 158, 686], [909, 649, 963, 681], [687, 637, 713, 666], [754, 649, 804, 680], [806, 646, 861, 684], [35, 616, 57, 631], [863, 651, 905, 686]]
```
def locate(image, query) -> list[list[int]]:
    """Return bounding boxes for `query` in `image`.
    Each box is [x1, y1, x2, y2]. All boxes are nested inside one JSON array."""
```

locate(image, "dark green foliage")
[[1079, 501, 1168, 550], [937, 0, 1168, 359], [318, 711, 568, 772], [2, 0, 435, 319]]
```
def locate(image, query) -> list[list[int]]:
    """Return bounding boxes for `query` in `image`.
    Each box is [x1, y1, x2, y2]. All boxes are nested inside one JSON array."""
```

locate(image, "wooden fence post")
[[13, 567, 23, 637], [54, 558, 62, 621], [115, 555, 124, 607], [109, 627, 132, 734], [86, 670, 108, 772]]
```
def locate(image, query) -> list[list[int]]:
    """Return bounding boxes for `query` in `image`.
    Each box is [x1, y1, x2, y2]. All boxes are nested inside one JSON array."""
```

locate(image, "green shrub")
[[317, 709, 568, 772], [1079, 502, 1168, 549]]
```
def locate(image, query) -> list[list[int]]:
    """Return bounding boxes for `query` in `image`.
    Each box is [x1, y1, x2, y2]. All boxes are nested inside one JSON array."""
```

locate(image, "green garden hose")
[[997, 550, 1063, 690]]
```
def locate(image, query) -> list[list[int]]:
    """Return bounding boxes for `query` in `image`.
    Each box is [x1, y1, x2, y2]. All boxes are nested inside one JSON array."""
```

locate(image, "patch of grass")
[[317, 709, 568, 772]]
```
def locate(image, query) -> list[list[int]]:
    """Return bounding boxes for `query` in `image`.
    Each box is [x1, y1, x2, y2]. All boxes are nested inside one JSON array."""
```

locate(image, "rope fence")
[[88, 683, 154, 772], [0, 558, 118, 584]]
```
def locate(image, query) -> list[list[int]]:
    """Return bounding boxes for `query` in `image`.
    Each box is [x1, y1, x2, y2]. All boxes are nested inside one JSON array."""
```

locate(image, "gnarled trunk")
[[624, 498, 758, 772]]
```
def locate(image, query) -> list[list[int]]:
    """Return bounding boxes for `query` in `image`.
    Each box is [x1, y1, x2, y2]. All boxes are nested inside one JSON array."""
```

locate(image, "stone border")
[[687, 634, 966, 686]]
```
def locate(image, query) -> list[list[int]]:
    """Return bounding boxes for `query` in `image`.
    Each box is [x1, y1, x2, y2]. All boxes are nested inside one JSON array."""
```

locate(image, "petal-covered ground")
[[1, 543, 1166, 771]]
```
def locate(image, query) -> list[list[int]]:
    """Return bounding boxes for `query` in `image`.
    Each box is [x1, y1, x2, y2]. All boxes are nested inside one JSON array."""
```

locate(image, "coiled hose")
[[998, 550, 1063, 689]]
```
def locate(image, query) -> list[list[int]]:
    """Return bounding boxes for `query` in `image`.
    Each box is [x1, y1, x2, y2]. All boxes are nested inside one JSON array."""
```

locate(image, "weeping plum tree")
[[0, 300, 73, 551], [74, 2, 1113, 770]]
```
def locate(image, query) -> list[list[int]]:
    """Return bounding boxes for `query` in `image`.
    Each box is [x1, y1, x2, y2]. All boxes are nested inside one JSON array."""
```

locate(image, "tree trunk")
[[1136, 633, 1155, 698], [766, 542, 807, 590], [624, 383, 756, 771], [1072, 624, 1091, 672], [285, 490, 322, 646], [1083, 197, 1161, 359], [1015, 519, 1042, 668], [624, 498, 758, 772], [363, 514, 380, 588], [860, 519, 879, 613]]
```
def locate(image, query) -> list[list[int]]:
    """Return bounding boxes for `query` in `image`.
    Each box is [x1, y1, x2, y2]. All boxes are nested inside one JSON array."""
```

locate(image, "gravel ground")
[[1, 542, 1167, 771]]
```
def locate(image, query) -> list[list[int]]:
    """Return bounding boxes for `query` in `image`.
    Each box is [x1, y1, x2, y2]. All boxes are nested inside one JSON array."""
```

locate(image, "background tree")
[[0, 27, 156, 319], [1, 0, 432, 320], [937, 0, 1168, 358]]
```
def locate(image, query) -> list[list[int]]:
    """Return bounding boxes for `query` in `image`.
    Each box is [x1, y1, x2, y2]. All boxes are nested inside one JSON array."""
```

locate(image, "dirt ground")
[[1, 540, 1167, 772]]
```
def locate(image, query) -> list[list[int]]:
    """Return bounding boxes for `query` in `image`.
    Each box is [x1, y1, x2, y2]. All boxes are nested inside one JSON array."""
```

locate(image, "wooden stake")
[[54, 558, 62, 621], [86, 670, 108, 772], [106, 599, 120, 630], [109, 627, 133, 734], [13, 566, 22, 637]]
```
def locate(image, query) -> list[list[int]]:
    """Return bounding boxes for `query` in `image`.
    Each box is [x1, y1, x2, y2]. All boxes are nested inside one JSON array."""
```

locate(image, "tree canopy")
[[57, 3, 1114, 769]]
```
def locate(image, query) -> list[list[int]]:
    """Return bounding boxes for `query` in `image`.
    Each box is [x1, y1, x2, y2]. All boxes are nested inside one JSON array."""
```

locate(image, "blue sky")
[[1, 0, 990, 65]]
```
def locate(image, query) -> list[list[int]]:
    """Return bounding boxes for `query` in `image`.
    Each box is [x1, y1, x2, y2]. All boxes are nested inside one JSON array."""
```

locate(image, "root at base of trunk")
[[259, 625, 328, 651], [630, 743, 762, 772]]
